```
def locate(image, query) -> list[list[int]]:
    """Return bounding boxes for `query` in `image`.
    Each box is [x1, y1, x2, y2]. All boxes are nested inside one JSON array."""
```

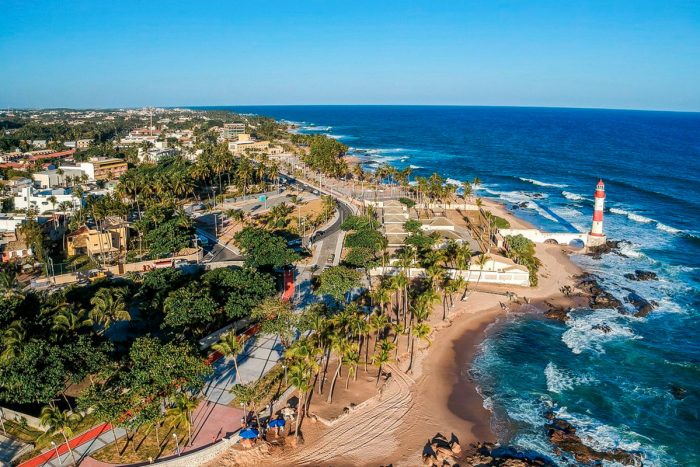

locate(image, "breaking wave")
[[544, 363, 595, 394], [561, 191, 585, 201], [519, 177, 567, 188]]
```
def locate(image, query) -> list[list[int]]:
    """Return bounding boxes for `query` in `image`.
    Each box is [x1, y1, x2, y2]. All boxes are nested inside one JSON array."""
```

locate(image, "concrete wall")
[[369, 265, 530, 287], [0, 406, 45, 431], [49, 251, 202, 286], [500, 228, 589, 246]]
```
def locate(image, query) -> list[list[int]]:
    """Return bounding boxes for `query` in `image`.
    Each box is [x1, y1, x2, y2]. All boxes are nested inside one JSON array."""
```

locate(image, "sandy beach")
[[215, 201, 585, 466]]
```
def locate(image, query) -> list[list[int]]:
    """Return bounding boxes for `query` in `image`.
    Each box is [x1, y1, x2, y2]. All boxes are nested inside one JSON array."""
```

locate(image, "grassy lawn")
[[228, 363, 289, 413], [1, 419, 43, 444], [91, 418, 191, 464], [8, 413, 101, 464]]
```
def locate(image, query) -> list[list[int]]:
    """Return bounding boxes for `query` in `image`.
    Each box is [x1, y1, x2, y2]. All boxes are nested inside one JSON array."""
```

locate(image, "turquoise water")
[[200, 106, 700, 465]]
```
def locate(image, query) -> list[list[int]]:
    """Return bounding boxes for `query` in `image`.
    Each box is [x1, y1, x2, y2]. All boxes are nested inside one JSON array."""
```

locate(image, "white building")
[[138, 146, 177, 163], [13, 187, 82, 214], [33, 166, 86, 188], [0, 214, 26, 232]]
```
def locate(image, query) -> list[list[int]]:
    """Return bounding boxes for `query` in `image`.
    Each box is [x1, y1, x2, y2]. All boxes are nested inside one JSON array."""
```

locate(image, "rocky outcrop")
[[545, 415, 643, 466], [625, 292, 656, 317], [624, 270, 658, 281], [457, 442, 553, 466], [543, 301, 570, 322], [592, 323, 613, 333], [586, 240, 625, 259], [670, 384, 687, 400], [575, 273, 625, 312]]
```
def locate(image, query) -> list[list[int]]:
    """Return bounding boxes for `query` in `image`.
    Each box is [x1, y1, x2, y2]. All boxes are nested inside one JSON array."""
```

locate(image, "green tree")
[[251, 298, 298, 350], [167, 393, 198, 446], [163, 284, 218, 334], [89, 287, 130, 334], [212, 331, 247, 384], [39, 405, 83, 466], [234, 227, 299, 269], [316, 266, 362, 305]]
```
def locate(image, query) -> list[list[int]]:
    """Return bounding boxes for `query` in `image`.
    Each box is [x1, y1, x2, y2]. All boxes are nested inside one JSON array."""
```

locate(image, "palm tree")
[[89, 288, 130, 334], [371, 339, 395, 385], [474, 253, 490, 290], [39, 405, 83, 466], [344, 346, 360, 389], [288, 362, 313, 440], [166, 393, 198, 446], [52, 307, 93, 335], [0, 271, 18, 294], [407, 322, 431, 373], [326, 337, 352, 404], [212, 331, 246, 384], [1, 320, 25, 362]]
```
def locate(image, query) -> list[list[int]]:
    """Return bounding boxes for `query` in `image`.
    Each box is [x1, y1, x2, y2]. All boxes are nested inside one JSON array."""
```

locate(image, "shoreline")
[[380, 198, 585, 465]]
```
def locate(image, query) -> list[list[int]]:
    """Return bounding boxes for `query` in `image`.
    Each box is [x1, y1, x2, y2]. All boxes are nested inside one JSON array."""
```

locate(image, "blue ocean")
[[208, 106, 700, 465]]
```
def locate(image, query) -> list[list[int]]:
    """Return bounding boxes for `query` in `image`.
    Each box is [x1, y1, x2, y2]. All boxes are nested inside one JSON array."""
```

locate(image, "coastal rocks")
[[625, 292, 656, 317], [543, 303, 570, 322], [592, 323, 613, 333], [422, 433, 462, 466], [586, 240, 627, 259], [545, 416, 643, 466], [457, 442, 552, 466], [576, 274, 624, 311], [624, 270, 658, 281], [670, 384, 688, 400], [511, 202, 529, 210]]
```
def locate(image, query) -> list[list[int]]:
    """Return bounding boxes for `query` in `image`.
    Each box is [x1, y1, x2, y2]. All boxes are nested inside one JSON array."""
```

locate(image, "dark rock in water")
[[624, 270, 659, 281], [591, 290, 624, 310], [461, 442, 554, 466], [532, 193, 545, 199], [592, 323, 613, 333], [543, 302, 569, 322], [586, 240, 627, 259], [546, 417, 643, 466], [511, 202, 529, 210], [626, 292, 655, 317], [670, 385, 687, 400]]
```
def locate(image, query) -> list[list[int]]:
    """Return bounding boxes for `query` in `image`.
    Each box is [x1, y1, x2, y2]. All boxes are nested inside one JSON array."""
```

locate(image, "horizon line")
[[3, 104, 699, 115]]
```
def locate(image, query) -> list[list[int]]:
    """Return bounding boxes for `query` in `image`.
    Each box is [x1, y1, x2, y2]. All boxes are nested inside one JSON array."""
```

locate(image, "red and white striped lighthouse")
[[589, 179, 606, 241]]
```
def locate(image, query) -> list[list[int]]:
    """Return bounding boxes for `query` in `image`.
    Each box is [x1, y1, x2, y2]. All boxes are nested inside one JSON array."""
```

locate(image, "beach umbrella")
[[268, 419, 285, 428], [239, 428, 259, 439]]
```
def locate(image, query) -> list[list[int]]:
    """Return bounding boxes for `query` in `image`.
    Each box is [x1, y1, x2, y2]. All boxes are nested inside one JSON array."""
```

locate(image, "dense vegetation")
[[291, 134, 349, 177], [505, 234, 541, 285]]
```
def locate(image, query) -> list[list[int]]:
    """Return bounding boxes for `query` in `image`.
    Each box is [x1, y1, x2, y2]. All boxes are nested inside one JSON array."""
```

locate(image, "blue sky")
[[1, 0, 699, 111]]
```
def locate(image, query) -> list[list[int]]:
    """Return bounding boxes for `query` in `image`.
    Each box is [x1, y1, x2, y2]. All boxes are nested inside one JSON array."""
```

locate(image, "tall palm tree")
[[39, 405, 83, 466], [89, 288, 130, 334], [166, 393, 198, 446], [407, 322, 431, 373], [344, 346, 360, 389], [288, 362, 313, 440], [212, 331, 246, 384], [326, 337, 352, 404], [372, 339, 395, 385]]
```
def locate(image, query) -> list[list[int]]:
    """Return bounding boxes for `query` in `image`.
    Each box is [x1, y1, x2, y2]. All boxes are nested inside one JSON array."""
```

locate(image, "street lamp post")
[[51, 441, 63, 466], [173, 433, 181, 456]]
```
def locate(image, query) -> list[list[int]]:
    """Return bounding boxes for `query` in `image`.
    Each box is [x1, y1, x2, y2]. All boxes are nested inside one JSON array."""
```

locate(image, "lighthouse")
[[587, 179, 607, 247]]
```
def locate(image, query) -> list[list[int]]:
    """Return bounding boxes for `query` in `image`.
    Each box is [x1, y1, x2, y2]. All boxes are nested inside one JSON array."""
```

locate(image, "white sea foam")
[[609, 206, 685, 236], [561, 191, 585, 201], [446, 178, 464, 186], [519, 177, 567, 188], [409, 164, 423, 169], [656, 222, 681, 234], [302, 125, 332, 131], [561, 308, 639, 355], [544, 362, 595, 394]]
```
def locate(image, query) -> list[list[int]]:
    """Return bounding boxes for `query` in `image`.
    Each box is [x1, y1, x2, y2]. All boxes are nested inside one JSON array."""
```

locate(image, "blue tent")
[[239, 428, 259, 439], [269, 419, 286, 428]]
